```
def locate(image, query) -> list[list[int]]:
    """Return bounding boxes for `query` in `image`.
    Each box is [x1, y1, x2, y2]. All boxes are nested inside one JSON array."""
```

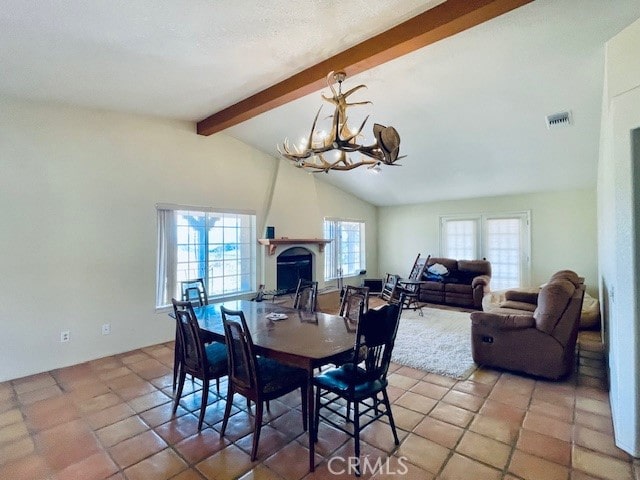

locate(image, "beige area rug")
[[391, 307, 477, 379]]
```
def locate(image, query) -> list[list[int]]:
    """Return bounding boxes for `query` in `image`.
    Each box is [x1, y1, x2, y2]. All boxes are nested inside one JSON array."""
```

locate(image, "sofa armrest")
[[471, 275, 491, 288], [470, 312, 536, 330]]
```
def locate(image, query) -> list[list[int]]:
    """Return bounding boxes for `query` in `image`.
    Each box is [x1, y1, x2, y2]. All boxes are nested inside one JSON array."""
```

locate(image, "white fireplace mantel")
[[257, 238, 332, 256]]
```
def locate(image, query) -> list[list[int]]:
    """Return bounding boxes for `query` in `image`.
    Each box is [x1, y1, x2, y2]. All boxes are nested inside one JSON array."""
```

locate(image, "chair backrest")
[[353, 302, 402, 381], [220, 306, 259, 392], [294, 279, 318, 312], [342, 297, 365, 333], [172, 299, 208, 376], [379, 273, 400, 302], [180, 278, 208, 306], [408, 254, 429, 281], [340, 285, 370, 322]]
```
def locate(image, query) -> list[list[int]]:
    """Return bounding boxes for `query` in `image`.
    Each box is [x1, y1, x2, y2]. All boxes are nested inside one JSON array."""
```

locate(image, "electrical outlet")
[[60, 330, 70, 342], [101, 323, 111, 335]]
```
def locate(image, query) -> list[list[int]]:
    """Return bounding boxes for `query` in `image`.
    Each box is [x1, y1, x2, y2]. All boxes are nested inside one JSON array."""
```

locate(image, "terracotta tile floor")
[[1, 335, 638, 480]]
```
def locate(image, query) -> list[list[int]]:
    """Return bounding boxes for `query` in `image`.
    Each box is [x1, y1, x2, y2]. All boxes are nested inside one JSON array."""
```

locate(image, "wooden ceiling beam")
[[196, 0, 533, 136]]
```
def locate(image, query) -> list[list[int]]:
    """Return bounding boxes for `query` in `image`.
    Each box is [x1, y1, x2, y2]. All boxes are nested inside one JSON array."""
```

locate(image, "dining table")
[[171, 299, 356, 472]]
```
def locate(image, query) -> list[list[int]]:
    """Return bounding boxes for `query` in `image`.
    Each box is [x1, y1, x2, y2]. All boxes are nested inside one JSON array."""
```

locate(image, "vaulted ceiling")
[[2, 0, 639, 206]]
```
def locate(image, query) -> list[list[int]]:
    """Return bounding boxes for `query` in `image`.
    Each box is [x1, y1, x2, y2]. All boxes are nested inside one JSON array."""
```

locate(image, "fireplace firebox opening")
[[277, 247, 313, 293]]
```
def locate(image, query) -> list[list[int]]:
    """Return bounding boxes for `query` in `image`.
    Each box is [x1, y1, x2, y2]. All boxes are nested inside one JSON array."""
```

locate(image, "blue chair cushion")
[[257, 357, 307, 395], [314, 364, 386, 400]]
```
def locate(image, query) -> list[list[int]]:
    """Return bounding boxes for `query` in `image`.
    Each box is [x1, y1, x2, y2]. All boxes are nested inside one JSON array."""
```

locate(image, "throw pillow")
[[427, 263, 449, 276]]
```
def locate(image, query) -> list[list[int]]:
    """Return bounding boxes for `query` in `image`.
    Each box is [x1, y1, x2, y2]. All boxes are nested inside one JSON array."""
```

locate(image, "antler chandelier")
[[278, 71, 404, 173]]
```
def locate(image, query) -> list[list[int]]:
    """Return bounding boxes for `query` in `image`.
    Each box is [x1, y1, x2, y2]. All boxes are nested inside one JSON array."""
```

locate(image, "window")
[[323, 218, 365, 280], [156, 205, 256, 308], [485, 217, 523, 291], [440, 212, 530, 290], [442, 219, 477, 260]]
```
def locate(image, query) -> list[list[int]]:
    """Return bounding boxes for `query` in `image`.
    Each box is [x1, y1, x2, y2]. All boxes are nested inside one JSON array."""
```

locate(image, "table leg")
[[307, 367, 315, 472]]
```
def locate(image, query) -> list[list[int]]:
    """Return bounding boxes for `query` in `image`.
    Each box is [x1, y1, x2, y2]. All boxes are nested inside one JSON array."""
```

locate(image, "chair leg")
[[300, 384, 308, 432], [313, 386, 321, 443], [197, 379, 209, 431], [173, 367, 186, 414], [172, 333, 180, 391], [353, 400, 361, 477], [381, 388, 399, 445], [216, 377, 220, 394], [251, 400, 264, 461], [220, 385, 234, 436]]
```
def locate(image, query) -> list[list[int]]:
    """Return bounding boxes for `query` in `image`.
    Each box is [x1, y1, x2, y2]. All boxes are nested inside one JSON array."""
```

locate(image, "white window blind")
[[443, 219, 478, 260], [485, 218, 523, 290], [156, 206, 256, 308], [324, 219, 365, 280]]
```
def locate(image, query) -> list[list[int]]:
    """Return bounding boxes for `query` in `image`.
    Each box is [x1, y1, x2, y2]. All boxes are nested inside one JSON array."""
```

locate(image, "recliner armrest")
[[505, 290, 539, 304], [471, 275, 491, 288], [470, 312, 536, 330]]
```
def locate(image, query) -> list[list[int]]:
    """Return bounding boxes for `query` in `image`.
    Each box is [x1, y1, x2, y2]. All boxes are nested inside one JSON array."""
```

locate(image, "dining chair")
[[173, 278, 210, 391], [340, 285, 370, 317], [378, 273, 400, 303], [293, 279, 318, 313], [327, 286, 370, 367], [220, 306, 308, 461], [180, 278, 208, 306], [312, 302, 403, 476], [171, 299, 228, 431]]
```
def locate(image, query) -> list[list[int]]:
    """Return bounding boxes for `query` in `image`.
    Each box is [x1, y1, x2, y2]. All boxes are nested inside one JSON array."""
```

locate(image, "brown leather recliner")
[[470, 270, 585, 380]]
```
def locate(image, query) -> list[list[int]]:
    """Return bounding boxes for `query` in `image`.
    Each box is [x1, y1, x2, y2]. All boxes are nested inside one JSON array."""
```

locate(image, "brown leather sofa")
[[418, 257, 491, 309], [470, 270, 586, 380]]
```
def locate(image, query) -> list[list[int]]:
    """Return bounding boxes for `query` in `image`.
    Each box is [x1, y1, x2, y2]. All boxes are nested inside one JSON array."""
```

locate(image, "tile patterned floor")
[[1, 336, 638, 480]]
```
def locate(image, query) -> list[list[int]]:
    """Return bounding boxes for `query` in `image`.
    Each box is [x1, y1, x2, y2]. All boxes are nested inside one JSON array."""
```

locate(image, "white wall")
[[0, 97, 378, 382], [378, 189, 598, 294], [598, 17, 640, 457]]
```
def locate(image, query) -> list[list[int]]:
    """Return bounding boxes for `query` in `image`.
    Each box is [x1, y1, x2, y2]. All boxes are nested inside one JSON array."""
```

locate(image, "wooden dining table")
[[175, 299, 356, 472]]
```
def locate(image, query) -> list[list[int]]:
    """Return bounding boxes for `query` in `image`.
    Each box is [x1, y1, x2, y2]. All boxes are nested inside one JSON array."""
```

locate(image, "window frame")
[[156, 204, 257, 309], [323, 217, 366, 281]]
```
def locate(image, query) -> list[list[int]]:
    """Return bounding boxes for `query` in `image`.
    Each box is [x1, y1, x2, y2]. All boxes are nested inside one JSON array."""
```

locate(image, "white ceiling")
[[2, 0, 639, 206]]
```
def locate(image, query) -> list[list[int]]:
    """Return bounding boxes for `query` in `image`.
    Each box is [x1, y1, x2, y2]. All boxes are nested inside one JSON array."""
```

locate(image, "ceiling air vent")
[[545, 111, 572, 129]]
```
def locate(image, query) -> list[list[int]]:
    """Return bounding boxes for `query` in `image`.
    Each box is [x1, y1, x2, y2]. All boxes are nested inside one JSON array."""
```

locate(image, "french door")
[[440, 212, 530, 290]]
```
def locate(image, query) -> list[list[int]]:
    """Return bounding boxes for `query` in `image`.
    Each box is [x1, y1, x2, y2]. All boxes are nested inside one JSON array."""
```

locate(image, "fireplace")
[[277, 247, 313, 292]]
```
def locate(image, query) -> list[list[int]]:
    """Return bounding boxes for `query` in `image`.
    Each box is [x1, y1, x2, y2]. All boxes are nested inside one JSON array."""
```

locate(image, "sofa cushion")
[[445, 270, 477, 285], [534, 279, 575, 334], [421, 280, 444, 292], [427, 257, 458, 272], [445, 283, 473, 294], [458, 260, 491, 276]]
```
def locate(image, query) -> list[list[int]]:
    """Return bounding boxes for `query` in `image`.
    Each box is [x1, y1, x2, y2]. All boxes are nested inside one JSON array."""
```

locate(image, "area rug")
[[391, 307, 477, 379]]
